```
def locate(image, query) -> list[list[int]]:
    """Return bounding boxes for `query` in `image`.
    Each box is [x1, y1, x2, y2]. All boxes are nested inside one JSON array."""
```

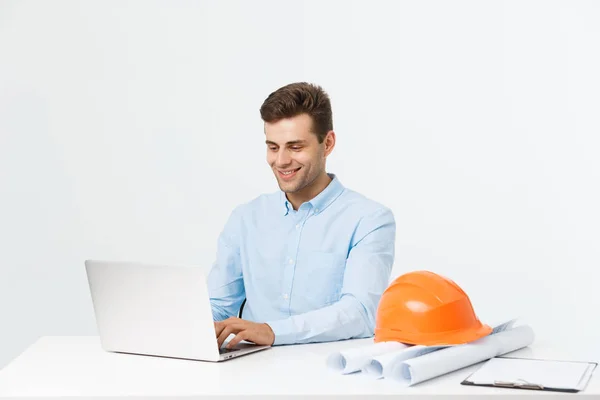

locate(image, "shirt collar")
[[281, 173, 344, 216]]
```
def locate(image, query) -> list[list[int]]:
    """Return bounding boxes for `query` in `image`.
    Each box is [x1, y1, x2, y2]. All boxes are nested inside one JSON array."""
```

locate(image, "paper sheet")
[[326, 341, 409, 374], [386, 324, 535, 386], [490, 318, 518, 334], [466, 356, 595, 390]]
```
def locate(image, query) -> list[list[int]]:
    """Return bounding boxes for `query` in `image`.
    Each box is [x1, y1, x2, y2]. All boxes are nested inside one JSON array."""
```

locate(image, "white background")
[[1, 0, 599, 369]]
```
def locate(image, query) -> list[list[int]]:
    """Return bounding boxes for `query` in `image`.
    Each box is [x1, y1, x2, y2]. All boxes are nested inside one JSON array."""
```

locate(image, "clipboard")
[[461, 356, 598, 393]]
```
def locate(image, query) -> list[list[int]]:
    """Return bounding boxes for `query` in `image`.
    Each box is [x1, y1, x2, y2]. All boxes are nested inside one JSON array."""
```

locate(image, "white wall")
[[1, 0, 599, 368]]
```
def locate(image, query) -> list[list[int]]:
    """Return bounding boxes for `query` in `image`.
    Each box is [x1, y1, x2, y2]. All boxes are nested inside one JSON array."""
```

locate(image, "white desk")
[[0, 336, 598, 399]]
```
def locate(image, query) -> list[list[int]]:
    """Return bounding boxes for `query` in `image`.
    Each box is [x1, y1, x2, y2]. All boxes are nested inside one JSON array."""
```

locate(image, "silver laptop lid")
[[85, 260, 221, 362]]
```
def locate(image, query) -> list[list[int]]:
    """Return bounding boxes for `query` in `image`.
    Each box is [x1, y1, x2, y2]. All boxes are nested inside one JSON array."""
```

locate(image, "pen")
[[494, 380, 544, 390]]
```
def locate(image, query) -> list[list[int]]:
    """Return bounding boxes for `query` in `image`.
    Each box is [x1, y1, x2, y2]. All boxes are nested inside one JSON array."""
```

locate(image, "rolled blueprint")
[[387, 324, 535, 386], [327, 341, 409, 374], [359, 318, 518, 380], [363, 345, 448, 379]]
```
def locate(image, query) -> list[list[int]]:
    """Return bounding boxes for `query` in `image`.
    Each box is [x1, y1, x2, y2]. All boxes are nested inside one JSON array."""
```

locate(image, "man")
[[208, 82, 396, 349]]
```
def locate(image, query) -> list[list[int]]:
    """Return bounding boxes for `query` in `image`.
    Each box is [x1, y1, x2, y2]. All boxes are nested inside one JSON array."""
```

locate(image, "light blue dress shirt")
[[207, 174, 396, 345]]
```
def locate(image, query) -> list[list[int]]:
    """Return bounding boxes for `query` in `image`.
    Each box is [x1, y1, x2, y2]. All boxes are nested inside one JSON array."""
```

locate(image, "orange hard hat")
[[374, 270, 492, 345]]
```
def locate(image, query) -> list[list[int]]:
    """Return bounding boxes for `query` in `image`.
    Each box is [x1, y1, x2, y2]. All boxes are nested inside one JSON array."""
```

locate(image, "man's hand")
[[214, 317, 275, 349]]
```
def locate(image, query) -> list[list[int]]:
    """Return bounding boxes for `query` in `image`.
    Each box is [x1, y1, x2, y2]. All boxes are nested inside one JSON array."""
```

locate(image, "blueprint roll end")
[[326, 353, 346, 372], [390, 362, 413, 386], [363, 359, 385, 379]]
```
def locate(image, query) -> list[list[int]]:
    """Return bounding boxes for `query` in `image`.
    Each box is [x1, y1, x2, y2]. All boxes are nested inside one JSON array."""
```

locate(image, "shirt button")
[[288, 259, 294, 264], [314, 208, 319, 213], [283, 293, 289, 299], [295, 224, 300, 229]]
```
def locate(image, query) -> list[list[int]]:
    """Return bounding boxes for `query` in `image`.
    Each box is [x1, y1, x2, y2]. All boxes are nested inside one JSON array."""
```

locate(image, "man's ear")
[[324, 131, 336, 156]]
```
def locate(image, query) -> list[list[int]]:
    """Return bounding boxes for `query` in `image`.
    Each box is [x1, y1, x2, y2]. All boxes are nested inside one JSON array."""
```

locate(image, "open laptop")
[[84, 260, 270, 362]]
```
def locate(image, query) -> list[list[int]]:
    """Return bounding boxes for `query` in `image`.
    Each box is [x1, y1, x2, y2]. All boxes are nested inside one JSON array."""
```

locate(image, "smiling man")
[[208, 82, 396, 348]]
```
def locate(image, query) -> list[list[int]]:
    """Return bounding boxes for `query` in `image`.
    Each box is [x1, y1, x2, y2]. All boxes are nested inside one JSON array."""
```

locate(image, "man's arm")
[[207, 208, 246, 321], [265, 207, 396, 345]]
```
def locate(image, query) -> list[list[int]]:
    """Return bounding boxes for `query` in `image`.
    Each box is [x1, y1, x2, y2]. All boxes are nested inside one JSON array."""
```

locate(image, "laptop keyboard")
[[219, 347, 240, 354]]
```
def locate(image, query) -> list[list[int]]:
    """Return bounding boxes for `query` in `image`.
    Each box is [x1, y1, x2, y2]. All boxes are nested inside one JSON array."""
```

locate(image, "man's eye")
[[269, 147, 278, 151], [290, 146, 302, 150]]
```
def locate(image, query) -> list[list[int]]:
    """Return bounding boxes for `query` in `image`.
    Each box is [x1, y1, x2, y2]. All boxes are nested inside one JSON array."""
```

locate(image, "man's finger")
[[226, 330, 249, 349], [214, 321, 227, 338], [217, 324, 244, 348], [214, 317, 240, 337], [217, 325, 237, 348]]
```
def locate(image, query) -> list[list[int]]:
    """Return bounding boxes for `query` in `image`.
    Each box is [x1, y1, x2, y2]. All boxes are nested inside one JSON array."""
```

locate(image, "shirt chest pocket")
[[293, 251, 346, 310]]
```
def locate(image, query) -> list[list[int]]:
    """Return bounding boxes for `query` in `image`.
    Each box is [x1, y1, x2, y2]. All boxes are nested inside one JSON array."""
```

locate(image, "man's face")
[[265, 113, 330, 194]]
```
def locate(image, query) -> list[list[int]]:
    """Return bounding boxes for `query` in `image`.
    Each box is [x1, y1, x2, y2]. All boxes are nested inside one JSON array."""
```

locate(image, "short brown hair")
[[260, 82, 333, 143]]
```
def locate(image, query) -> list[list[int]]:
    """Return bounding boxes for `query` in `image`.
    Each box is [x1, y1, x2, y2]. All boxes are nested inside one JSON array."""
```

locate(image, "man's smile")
[[277, 167, 301, 180]]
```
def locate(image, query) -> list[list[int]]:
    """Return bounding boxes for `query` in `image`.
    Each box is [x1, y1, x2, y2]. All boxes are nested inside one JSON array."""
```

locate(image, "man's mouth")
[[278, 167, 301, 180]]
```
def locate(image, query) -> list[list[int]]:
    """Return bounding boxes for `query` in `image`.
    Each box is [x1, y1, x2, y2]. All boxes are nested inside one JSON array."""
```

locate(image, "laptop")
[[84, 260, 270, 362]]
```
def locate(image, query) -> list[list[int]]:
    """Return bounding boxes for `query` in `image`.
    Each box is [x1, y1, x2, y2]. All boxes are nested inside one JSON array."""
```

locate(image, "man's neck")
[[287, 172, 332, 211]]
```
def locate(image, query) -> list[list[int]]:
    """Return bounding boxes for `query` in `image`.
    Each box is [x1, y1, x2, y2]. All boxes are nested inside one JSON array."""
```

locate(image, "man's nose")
[[276, 150, 291, 166]]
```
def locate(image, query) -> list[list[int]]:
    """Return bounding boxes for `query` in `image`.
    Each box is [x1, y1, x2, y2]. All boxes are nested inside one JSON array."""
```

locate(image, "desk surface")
[[0, 336, 598, 398]]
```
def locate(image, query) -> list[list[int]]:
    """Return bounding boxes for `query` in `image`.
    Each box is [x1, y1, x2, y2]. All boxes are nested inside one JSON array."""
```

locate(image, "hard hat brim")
[[375, 323, 493, 346]]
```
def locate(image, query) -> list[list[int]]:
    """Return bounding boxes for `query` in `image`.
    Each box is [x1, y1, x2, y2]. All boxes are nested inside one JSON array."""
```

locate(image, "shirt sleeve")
[[207, 208, 246, 321], [265, 207, 396, 345]]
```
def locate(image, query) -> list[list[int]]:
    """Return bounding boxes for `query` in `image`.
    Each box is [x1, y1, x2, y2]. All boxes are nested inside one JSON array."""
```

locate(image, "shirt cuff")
[[265, 318, 297, 345]]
